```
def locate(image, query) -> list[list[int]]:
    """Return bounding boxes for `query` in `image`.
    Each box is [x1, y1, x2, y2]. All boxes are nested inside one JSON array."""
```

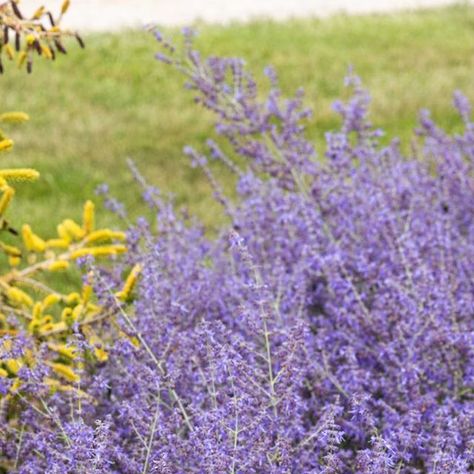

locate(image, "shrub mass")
[[1, 30, 474, 473]]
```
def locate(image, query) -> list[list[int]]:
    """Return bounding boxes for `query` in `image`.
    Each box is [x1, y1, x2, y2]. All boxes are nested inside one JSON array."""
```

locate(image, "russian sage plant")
[[1, 29, 473, 473]]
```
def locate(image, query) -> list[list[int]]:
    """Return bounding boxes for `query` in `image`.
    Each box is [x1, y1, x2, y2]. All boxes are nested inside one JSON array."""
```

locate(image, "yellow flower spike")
[[10, 378, 22, 393], [4, 44, 15, 61], [8, 255, 20, 266], [39, 321, 67, 335], [48, 260, 70, 272], [70, 245, 127, 260], [32, 302, 43, 320], [0, 368, 8, 378], [82, 326, 108, 362], [84, 229, 126, 244], [22, 224, 46, 252], [82, 273, 93, 304], [0, 186, 14, 215], [0, 112, 29, 123], [42, 293, 61, 310], [24, 349, 34, 365], [7, 287, 33, 307], [65, 292, 80, 305], [71, 303, 84, 322], [28, 319, 41, 334], [40, 44, 53, 60], [116, 264, 142, 301], [39, 323, 54, 334], [5, 358, 22, 375], [0, 242, 21, 257], [94, 347, 108, 362], [61, 0, 71, 15], [43, 378, 91, 399], [1, 338, 12, 352], [0, 168, 39, 182], [0, 139, 14, 152], [25, 34, 36, 46], [83, 200, 95, 234], [46, 238, 70, 249], [38, 315, 53, 326], [17, 51, 28, 69], [21, 224, 34, 250], [47, 343, 77, 360], [57, 223, 71, 243], [63, 219, 85, 240], [61, 307, 73, 322], [48, 362, 80, 383], [32, 6, 46, 19], [86, 302, 100, 312], [82, 286, 92, 304]]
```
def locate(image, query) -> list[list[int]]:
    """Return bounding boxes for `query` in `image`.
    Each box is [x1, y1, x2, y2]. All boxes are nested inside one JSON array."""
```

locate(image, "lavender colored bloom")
[[2, 30, 474, 473]]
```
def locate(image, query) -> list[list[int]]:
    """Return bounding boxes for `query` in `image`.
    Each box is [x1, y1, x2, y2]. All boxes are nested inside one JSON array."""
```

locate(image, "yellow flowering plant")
[[0, 3, 140, 405], [0, 115, 140, 395]]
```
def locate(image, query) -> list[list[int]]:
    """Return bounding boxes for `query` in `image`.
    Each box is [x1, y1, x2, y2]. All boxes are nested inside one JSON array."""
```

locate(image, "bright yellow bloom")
[[0, 112, 29, 123], [70, 245, 127, 260], [84, 229, 126, 244], [8, 256, 20, 266], [42, 294, 61, 309], [65, 292, 81, 305], [82, 200, 95, 234], [0, 186, 14, 215], [48, 362, 80, 383], [7, 287, 33, 307], [3, 44, 15, 60], [0, 139, 14, 152], [0, 241, 21, 257], [47, 343, 77, 359], [61, 0, 71, 15], [0, 168, 39, 182], [48, 260, 70, 271], [63, 219, 85, 240], [5, 358, 22, 375], [22, 224, 46, 252], [116, 264, 142, 301]]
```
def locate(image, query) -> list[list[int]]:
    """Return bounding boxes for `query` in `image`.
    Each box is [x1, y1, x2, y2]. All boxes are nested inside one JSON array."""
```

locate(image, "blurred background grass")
[[2, 4, 474, 236]]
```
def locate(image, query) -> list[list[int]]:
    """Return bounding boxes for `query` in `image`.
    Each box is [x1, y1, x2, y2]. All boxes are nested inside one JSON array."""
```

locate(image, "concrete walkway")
[[20, 0, 472, 31]]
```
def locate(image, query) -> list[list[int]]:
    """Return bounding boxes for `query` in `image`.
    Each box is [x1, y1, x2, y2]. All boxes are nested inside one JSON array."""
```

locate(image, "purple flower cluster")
[[1, 31, 474, 473]]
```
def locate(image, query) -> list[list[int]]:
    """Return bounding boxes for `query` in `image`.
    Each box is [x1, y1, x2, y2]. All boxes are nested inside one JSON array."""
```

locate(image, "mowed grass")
[[2, 4, 474, 236]]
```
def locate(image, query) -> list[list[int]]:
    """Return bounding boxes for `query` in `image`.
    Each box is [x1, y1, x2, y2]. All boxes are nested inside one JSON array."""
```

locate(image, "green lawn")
[[2, 4, 474, 236]]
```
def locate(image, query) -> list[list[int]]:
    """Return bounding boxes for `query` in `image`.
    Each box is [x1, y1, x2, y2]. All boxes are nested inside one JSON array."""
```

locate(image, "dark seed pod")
[[8, 226, 19, 236], [34, 40, 41, 55], [47, 11, 55, 26], [1, 219, 18, 235], [3, 26, 9, 44], [54, 39, 67, 54], [11, 1, 23, 19], [15, 32, 20, 51], [0, 59, 4, 74], [26, 59, 32, 73], [50, 47, 56, 60], [75, 34, 85, 49]]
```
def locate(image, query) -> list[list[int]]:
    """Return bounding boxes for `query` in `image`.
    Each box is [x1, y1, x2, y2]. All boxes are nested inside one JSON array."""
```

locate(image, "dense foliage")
[[1, 29, 474, 473]]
